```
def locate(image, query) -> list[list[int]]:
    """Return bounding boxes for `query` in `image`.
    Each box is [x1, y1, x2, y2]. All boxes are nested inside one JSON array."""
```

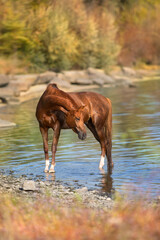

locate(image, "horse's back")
[[69, 91, 109, 111]]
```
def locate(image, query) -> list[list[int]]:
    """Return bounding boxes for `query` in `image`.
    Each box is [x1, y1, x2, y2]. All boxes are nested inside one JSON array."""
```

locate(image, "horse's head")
[[66, 106, 87, 140]]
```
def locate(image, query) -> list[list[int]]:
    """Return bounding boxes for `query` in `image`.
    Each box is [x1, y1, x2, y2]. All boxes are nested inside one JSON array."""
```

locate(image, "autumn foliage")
[[0, 0, 160, 73], [117, 0, 160, 66], [0, 194, 160, 240], [0, 0, 119, 73]]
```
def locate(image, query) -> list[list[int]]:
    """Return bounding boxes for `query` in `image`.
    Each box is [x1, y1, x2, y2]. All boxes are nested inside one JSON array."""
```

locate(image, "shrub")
[[0, 0, 120, 72], [117, 0, 160, 66]]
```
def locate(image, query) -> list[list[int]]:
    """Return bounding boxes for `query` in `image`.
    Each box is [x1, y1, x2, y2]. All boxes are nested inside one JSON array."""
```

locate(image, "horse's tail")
[[105, 98, 113, 167]]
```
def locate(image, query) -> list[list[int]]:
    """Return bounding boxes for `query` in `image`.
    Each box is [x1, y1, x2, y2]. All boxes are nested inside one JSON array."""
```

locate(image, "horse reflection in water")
[[36, 83, 113, 173], [100, 169, 114, 194]]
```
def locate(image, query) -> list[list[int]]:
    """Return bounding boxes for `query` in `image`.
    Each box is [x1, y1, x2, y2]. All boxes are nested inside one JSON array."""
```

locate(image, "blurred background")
[[0, 0, 160, 74]]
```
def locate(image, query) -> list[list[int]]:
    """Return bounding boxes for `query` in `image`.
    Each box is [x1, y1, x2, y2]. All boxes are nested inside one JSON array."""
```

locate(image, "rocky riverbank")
[[1, 171, 160, 210], [0, 171, 114, 209], [1, 66, 159, 105], [0, 66, 160, 127]]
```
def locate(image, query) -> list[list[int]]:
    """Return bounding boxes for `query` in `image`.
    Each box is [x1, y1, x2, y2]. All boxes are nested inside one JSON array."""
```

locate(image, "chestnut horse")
[[36, 83, 112, 173]]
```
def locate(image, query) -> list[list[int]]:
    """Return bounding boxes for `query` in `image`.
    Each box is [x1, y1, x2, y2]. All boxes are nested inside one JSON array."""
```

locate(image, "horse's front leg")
[[49, 121, 61, 173], [40, 126, 50, 172], [99, 141, 106, 170]]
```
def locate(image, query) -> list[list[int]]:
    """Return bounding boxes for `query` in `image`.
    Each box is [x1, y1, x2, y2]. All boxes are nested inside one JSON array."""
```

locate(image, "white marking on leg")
[[44, 160, 50, 172], [49, 164, 55, 173], [99, 156, 105, 169]]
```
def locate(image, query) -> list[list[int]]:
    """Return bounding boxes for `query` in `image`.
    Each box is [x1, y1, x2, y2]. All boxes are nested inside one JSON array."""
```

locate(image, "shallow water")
[[0, 80, 160, 198]]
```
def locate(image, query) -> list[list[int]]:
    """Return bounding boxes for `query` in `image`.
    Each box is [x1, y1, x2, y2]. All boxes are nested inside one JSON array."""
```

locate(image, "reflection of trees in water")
[[108, 81, 160, 158], [0, 99, 41, 164]]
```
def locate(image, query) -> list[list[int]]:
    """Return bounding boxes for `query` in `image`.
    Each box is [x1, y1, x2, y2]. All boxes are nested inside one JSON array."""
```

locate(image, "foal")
[[36, 83, 112, 173]]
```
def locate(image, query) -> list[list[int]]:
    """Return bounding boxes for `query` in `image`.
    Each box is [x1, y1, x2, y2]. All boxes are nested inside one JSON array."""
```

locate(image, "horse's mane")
[[44, 83, 78, 110]]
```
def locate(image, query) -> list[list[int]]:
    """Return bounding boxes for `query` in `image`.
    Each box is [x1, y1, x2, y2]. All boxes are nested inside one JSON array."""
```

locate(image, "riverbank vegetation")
[[0, 194, 160, 240], [0, 0, 160, 74]]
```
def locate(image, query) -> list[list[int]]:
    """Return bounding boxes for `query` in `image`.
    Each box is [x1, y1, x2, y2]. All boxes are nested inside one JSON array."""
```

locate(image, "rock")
[[92, 78, 105, 86], [22, 180, 36, 191], [71, 78, 93, 85], [0, 86, 15, 99], [110, 66, 123, 77], [35, 71, 57, 85], [0, 74, 38, 103], [107, 197, 112, 201], [87, 67, 105, 75], [103, 75, 114, 84], [39, 181, 45, 187], [122, 67, 137, 77], [87, 68, 114, 84], [62, 70, 88, 83], [9, 74, 38, 94], [19, 84, 47, 102], [75, 187, 88, 193], [0, 118, 16, 128], [0, 74, 10, 87], [0, 97, 7, 104], [50, 77, 71, 89], [129, 83, 136, 88], [113, 76, 133, 86]]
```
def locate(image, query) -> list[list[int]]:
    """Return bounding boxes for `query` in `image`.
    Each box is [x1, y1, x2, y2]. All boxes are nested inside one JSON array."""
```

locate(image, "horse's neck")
[[44, 87, 78, 111]]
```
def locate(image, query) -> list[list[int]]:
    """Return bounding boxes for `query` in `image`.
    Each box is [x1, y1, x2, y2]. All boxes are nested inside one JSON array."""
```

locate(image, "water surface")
[[0, 80, 160, 198]]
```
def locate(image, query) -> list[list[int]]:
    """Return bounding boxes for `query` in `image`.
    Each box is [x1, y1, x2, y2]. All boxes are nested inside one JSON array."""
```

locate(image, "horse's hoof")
[[49, 169, 55, 173], [44, 169, 49, 173]]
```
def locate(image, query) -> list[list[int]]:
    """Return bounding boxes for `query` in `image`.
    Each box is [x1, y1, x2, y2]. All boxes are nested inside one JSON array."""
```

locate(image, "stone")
[[22, 180, 36, 191], [107, 197, 112, 201], [0, 97, 7, 104], [0, 119, 16, 128], [39, 181, 45, 187], [102, 75, 114, 84], [50, 77, 71, 89], [19, 84, 47, 102], [35, 71, 57, 85], [122, 67, 137, 77], [87, 68, 114, 84], [75, 187, 88, 193], [62, 70, 88, 83], [0, 86, 15, 98], [71, 78, 93, 85], [9, 74, 37, 93], [87, 67, 105, 75], [113, 76, 133, 86], [92, 78, 105, 86], [0, 74, 10, 87]]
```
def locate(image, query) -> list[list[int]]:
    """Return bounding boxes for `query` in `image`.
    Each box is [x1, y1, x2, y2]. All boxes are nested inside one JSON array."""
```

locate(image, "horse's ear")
[[59, 108, 75, 116], [58, 106, 69, 116], [50, 83, 59, 89]]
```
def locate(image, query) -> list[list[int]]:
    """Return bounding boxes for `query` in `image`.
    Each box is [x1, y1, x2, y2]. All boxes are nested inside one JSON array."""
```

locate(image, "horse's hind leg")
[[87, 121, 106, 169], [40, 126, 50, 172], [97, 129, 106, 170]]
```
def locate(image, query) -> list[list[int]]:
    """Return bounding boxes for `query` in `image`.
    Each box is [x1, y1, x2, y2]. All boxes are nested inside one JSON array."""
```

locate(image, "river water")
[[0, 80, 160, 198]]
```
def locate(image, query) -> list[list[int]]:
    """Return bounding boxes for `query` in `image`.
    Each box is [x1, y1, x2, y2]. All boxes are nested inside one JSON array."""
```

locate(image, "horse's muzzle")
[[78, 131, 86, 140]]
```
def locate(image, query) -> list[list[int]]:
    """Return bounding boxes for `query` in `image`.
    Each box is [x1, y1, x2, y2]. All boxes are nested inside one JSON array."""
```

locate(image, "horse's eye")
[[75, 117, 80, 121]]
